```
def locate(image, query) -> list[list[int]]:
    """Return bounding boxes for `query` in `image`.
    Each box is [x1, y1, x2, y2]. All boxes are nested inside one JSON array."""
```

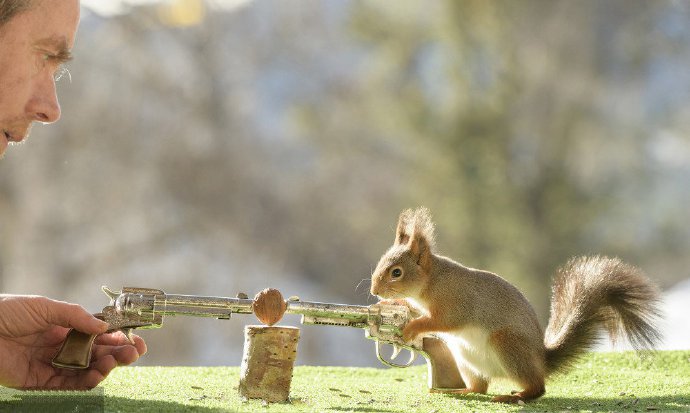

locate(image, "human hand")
[[0, 294, 147, 390]]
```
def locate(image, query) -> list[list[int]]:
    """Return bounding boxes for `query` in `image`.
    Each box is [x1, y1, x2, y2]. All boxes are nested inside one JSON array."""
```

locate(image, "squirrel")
[[370, 207, 662, 403]]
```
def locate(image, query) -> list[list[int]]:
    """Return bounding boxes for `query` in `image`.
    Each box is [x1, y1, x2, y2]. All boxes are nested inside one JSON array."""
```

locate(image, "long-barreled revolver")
[[52, 286, 464, 391]]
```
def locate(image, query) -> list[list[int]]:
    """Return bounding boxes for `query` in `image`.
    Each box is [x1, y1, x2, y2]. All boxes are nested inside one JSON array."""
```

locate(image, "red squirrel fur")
[[370, 207, 661, 403]]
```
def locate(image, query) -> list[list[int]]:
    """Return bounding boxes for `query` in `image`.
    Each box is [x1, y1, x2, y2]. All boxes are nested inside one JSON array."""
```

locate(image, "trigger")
[[406, 348, 417, 366], [391, 345, 402, 360]]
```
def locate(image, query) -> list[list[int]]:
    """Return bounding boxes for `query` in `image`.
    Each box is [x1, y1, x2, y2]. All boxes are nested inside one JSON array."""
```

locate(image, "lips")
[[3, 130, 22, 143]]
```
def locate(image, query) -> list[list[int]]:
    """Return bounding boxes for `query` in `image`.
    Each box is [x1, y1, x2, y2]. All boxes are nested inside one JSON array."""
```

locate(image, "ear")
[[408, 207, 436, 271], [394, 209, 414, 246]]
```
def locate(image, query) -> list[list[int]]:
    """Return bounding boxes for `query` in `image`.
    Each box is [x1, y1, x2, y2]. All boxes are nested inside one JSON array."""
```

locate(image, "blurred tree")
[[339, 0, 689, 316], [1, 0, 689, 365]]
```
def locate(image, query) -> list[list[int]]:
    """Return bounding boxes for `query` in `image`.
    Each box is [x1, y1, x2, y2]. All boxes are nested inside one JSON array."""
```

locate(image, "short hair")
[[0, 0, 33, 28]]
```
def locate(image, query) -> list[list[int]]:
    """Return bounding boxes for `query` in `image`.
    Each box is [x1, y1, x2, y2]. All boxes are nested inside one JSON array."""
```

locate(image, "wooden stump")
[[238, 325, 300, 402]]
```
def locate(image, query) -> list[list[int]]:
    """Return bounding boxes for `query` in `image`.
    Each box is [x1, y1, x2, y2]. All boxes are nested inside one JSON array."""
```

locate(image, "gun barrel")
[[118, 292, 254, 320], [286, 301, 370, 327], [113, 287, 409, 335], [164, 294, 254, 318]]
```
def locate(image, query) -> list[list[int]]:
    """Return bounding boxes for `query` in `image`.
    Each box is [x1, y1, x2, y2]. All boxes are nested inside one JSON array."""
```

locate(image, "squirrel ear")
[[408, 207, 435, 271], [394, 209, 414, 245]]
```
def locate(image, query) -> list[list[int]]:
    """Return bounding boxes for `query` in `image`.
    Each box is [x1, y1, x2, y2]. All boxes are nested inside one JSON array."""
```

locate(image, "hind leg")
[[444, 364, 488, 395], [429, 361, 489, 395], [489, 329, 546, 403]]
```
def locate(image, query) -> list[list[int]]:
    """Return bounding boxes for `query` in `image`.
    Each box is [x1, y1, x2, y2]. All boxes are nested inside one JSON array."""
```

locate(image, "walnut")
[[252, 288, 287, 326]]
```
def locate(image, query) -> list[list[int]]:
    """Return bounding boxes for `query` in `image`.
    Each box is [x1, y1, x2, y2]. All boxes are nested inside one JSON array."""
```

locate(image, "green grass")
[[1, 351, 689, 412]]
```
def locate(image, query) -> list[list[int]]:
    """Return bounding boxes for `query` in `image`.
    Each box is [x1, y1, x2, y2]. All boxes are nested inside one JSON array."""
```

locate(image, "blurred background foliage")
[[1, 0, 689, 366]]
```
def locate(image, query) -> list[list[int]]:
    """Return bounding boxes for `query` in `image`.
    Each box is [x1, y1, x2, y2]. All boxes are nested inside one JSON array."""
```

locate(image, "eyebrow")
[[33, 36, 73, 63]]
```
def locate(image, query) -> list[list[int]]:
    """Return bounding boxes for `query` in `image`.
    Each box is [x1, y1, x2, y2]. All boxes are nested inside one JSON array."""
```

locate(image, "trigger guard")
[[375, 341, 417, 368]]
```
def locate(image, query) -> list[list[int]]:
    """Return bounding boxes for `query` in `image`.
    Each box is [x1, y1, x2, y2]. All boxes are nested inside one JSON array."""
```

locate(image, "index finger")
[[42, 298, 108, 335]]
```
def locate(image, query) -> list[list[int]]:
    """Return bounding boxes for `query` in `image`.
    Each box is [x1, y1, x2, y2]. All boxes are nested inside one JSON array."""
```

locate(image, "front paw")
[[402, 323, 420, 343]]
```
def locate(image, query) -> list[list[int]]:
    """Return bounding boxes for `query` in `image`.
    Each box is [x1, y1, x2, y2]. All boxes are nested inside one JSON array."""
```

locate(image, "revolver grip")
[[51, 328, 99, 369], [421, 336, 466, 392]]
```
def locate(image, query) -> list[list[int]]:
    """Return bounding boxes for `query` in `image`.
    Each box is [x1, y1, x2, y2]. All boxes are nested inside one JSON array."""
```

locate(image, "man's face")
[[0, 0, 80, 158]]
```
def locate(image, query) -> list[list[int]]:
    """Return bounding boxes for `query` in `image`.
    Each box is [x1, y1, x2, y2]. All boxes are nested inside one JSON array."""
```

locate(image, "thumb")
[[42, 298, 109, 335]]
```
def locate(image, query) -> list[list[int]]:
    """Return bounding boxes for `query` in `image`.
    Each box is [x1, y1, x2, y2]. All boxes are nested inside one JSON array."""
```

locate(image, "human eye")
[[41, 47, 73, 64], [40, 54, 72, 82], [35, 48, 73, 80]]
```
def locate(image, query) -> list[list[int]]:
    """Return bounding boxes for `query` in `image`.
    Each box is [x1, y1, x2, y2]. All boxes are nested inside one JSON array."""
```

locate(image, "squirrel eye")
[[391, 268, 403, 278]]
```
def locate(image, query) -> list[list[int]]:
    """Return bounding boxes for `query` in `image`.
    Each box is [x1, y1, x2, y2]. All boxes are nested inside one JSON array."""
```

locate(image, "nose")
[[26, 72, 61, 124]]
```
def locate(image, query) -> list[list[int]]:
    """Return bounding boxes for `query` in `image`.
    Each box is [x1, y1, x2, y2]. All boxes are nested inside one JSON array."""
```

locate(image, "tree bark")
[[238, 325, 300, 402]]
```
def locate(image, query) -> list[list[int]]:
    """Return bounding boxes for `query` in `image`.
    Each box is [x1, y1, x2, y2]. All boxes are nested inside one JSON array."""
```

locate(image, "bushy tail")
[[544, 256, 662, 375]]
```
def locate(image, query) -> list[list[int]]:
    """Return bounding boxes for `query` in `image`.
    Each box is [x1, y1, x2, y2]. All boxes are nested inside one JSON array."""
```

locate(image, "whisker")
[[355, 278, 371, 294]]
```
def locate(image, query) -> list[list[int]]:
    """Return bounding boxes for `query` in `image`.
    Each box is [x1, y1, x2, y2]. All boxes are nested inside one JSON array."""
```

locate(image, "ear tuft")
[[406, 207, 436, 272], [411, 207, 436, 252], [394, 208, 415, 245]]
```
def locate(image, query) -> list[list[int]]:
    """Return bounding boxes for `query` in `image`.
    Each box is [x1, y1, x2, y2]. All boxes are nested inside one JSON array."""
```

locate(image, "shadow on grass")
[[0, 388, 232, 413], [1, 388, 103, 413], [537, 394, 690, 412], [329, 407, 397, 413], [441, 391, 690, 412]]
